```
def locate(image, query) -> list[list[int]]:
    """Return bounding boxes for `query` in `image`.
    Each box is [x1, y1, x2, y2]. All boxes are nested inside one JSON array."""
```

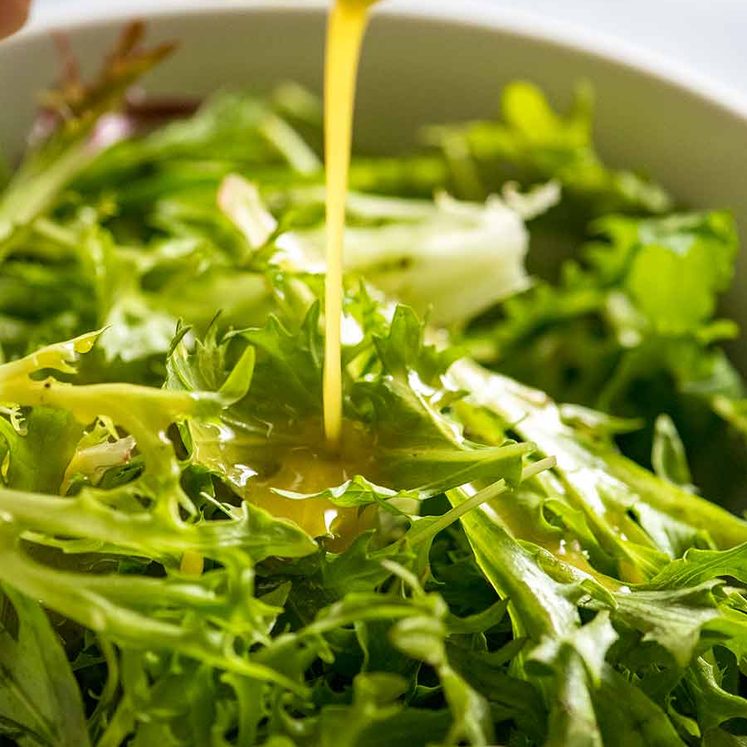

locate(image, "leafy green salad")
[[3, 24, 747, 747]]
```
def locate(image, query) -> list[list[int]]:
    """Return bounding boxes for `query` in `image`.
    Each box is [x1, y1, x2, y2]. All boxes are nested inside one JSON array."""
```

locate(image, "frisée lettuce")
[[1, 24, 747, 747]]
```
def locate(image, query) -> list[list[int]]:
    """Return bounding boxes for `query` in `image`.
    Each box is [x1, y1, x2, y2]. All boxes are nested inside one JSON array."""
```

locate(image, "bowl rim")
[[7, 0, 747, 129]]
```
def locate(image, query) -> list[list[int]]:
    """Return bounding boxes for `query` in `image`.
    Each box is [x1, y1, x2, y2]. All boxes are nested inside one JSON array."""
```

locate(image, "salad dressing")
[[194, 418, 379, 547], [247, 421, 378, 549], [322, 0, 376, 450], [180, 550, 205, 576]]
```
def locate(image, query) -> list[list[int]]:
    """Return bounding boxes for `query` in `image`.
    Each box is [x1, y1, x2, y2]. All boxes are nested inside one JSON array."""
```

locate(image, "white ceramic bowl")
[[2, 0, 746, 361]]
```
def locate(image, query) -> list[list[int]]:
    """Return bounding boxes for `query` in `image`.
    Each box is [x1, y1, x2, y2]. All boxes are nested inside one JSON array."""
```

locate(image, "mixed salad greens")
[[2, 23, 747, 747]]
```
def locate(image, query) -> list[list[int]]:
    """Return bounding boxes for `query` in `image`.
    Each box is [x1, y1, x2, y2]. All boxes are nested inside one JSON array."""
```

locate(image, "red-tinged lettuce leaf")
[[0, 23, 176, 247]]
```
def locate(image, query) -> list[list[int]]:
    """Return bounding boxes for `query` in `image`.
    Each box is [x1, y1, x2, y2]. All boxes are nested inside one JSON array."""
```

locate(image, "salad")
[[2, 22, 747, 747]]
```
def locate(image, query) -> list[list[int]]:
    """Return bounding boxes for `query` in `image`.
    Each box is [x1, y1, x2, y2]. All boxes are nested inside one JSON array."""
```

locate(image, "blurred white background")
[[30, 0, 747, 98]]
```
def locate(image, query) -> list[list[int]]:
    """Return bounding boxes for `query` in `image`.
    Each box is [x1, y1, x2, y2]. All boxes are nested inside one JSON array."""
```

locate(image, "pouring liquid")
[[322, 0, 376, 450], [184, 0, 378, 572]]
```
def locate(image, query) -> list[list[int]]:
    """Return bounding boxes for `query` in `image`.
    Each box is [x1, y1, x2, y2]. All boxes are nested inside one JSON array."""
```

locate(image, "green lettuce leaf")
[[0, 585, 90, 747], [426, 81, 671, 215]]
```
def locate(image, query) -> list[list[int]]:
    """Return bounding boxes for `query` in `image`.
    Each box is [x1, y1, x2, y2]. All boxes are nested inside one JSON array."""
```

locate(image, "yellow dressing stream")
[[322, 0, 377, 450], [182, 0, 378, 571]]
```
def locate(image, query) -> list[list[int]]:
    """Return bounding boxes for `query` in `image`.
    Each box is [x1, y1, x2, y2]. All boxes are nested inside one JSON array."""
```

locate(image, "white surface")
[[30, 0, 747, 102]]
